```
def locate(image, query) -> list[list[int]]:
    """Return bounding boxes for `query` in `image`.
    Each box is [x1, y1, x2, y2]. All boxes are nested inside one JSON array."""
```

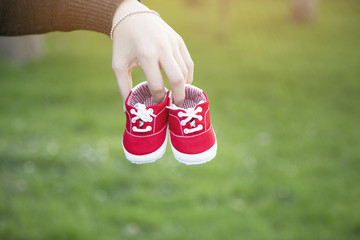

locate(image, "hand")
[[111, 0, 194, 106]]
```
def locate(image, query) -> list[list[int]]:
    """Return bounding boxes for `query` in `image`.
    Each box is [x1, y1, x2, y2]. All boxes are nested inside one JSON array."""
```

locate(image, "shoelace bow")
[[130, 103, 156, 132], [178, 106, 203, 134]]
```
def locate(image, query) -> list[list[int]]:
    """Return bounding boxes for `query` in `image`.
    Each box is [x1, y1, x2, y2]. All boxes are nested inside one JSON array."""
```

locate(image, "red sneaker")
[[168, 85, 217, 165], [122, 82, 169, 164]]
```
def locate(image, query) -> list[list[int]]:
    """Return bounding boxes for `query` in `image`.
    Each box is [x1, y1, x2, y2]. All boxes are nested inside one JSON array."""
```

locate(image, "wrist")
[[112, 0, 148, 25]]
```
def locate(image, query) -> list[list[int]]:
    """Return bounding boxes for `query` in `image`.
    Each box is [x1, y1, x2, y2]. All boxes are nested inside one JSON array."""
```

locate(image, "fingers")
[[160, 22, 194, 84], [139, 59, 166, 103], [162, 37, 193, 106], [173, 47, 188, 83], [113, 43, 192, 107], [160, 52, 185, 106], [112, 62, 132, 103], [178, 40, 194, 84]]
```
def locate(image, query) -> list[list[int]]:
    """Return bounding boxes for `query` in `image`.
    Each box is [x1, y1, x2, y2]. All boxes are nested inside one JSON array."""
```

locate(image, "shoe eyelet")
[[178, 112, 183, 117], [199, 116, 203, 121], [198, 107, 203, 112], [132, 126, 136, 131], [184, 128, 189, 134], [199, 124, 203, 130], [181, 120, 186, 126]]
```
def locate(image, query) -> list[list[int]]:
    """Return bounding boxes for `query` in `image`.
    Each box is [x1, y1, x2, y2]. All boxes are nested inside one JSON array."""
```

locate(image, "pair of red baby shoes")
[[122, 82, 217, 165]]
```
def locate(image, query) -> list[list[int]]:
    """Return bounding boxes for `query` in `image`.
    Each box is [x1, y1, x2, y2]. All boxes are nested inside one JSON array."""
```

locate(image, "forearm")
[[0, 0, 124, 36]]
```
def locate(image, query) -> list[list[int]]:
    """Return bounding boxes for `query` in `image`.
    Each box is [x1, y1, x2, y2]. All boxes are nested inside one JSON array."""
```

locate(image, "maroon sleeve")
[[0, 0, 124, 36]]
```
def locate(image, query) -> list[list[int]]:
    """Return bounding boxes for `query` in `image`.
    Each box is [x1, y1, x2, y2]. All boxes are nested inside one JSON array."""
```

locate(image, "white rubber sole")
[[122, 135, 167, 164], [170, 139, 217, 165]]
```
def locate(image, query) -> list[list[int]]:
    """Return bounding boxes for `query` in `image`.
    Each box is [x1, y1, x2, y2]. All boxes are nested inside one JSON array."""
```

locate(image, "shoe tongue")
[[132, 102, 164, 116], [134, 103, 147, 110]]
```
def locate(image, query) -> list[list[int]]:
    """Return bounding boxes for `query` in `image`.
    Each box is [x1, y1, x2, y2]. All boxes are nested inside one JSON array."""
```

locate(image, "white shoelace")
[[177, 106, 204, 134], [130, 103, 156, 133]]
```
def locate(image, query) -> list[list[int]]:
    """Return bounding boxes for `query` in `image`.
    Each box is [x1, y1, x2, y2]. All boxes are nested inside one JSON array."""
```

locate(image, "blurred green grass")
[[1, 0, 360, 239]]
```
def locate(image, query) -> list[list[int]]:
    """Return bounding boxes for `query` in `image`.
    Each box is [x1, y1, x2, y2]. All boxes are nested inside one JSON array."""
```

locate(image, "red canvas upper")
[[123, 82, 169, 156]]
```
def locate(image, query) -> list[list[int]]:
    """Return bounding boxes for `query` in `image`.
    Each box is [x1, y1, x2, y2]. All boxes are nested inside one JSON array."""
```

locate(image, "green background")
[[1, 0, 360, 239]]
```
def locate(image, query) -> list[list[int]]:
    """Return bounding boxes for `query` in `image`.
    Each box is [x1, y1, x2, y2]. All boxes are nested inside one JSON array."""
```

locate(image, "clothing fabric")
[[0, 0, 124, 36]]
